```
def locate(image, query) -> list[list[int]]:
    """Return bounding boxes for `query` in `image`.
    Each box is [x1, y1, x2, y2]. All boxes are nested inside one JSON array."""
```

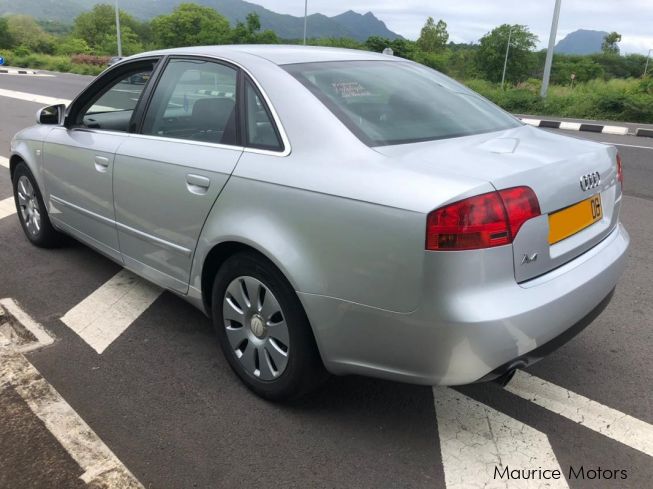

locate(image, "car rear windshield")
[[284, 60, 521, 146]]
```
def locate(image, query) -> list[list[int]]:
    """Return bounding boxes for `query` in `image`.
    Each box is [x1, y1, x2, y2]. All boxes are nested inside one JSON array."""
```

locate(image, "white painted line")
[[602, 142, 653, 150], [0, 197, 16, 220], [506, 371, 653, 457], [0, 156, 9, 168], [0, 298, 54, 352], [0, 308, 143, 487], [434, 387, 569, 489], [0, 88, 70, 106], [602, 125, 630, 136], [521, 118, 541, 126], [61, 269, 161, 354], [0, 72, 54, 77], [559, 121, 582, 131]]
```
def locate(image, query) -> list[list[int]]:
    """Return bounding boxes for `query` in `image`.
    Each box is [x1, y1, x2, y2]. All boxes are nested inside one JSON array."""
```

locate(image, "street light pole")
[[501, 26, 513, 90], [644, 49, 652, 77], [303, 0, 308, 45], [541, 0, 562, 98], [115, 0, 122, 57]]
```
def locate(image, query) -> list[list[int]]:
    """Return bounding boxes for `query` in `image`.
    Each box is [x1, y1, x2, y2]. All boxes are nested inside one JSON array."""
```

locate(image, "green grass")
[[0, 51, 105, 76], [466, 77, 653, 123]]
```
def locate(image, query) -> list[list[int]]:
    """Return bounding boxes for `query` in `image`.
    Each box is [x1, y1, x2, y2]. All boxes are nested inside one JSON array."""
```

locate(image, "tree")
[[417, 17, 448, 53], [601, 32, 621, 55], [151, 3, 231, 48], [230, 13, 279, 44], [6, 15, 55, 53], [73, 4, 145, 55], [0, 17, 14, 49], [476, 24, 538, 83]]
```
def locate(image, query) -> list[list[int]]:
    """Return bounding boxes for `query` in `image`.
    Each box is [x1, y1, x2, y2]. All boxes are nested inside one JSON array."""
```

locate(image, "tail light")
[[426, 186, 540, 251], [616, 153, 624, 186]]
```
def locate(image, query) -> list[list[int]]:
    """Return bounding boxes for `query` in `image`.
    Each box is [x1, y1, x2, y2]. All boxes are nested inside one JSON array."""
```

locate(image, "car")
[[107, 56, 124, 67], [9, 45, 629, 400]]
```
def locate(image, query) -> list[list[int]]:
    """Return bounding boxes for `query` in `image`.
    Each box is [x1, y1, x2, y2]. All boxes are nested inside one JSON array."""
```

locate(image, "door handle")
[[94, 156, 110, 173], [186, 174, 210, 195]]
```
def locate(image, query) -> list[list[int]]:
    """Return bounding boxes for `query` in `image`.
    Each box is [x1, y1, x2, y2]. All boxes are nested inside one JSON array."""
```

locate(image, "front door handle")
[[94, 155, 110, 173], [186, 174, 210, 195]]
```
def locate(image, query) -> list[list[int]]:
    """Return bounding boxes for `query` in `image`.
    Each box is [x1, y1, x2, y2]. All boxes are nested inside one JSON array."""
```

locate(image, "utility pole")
[[115, 0, 122, 57], [303, 0, 308, 45], [541, 0, 562, 98], [501, 26, 513, 90], [644, 49, 652, 77]]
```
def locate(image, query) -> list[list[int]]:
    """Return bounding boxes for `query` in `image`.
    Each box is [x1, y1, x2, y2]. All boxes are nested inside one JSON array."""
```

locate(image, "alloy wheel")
[[16, 176, 41, 236]]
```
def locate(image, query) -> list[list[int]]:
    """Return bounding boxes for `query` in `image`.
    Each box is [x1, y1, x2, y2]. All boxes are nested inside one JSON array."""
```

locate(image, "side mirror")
[[37, 104, 66, 125]]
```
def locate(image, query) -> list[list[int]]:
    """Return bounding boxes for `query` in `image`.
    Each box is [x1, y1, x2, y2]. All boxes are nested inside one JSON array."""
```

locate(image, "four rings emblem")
[[580, 171, 601, 191]]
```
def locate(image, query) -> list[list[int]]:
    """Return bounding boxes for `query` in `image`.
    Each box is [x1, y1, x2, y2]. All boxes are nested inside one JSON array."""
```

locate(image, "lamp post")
[[303, 0, 308, 45], [644, 49, 652, 77], [501, 26, 514, 90], [541, 0, 562, 98], [115, 0, 122, 57]]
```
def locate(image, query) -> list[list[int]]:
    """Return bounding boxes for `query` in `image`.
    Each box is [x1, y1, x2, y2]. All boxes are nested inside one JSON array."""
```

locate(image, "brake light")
[[426, 186, 540, 251], [616, 153, 623, 186]]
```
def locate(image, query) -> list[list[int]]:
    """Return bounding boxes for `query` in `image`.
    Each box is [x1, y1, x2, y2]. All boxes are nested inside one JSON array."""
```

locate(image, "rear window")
[[284, 60, 521, 146]]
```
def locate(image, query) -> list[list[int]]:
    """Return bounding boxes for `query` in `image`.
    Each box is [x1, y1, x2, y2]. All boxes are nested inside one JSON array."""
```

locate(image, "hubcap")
[[16, 176, 41, 236], [222, 276, 290, 381]]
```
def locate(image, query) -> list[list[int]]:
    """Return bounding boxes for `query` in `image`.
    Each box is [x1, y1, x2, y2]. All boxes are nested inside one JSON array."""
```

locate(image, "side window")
[[245, 79, 283, 151], [78, 68, 153, 132], [141, 59, 238, 145]]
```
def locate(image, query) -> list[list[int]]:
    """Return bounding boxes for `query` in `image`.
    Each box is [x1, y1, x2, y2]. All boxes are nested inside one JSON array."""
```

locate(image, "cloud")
[[253, 0, 652, 54]]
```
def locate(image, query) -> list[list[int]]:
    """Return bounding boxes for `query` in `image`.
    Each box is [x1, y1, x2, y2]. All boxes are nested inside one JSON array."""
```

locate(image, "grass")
[[466, 77, 653, 124], [0, 51, 105, 76]]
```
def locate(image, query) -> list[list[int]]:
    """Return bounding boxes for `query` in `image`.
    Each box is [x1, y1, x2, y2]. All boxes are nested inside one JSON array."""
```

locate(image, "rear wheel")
[[12, 162, 64, 248], [212, 251, 327, 401]]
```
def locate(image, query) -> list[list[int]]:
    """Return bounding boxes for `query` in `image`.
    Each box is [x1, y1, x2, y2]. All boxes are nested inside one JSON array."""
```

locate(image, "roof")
[[134, 44, 400, 66]]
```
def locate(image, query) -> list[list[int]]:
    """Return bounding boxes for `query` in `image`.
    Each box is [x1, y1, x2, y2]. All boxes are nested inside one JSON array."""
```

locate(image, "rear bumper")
[[300, 222, 629, 385]]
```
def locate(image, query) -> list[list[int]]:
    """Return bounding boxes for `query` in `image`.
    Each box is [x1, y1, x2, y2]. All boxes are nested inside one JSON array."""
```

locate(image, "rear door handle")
[[94, 155, 110, 173], [186, 174, 210, 195]]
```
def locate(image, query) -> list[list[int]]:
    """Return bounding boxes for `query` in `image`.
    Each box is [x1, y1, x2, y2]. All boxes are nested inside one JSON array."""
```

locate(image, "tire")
[[212, 251, 328, 401], [12, 162, 64, 248]]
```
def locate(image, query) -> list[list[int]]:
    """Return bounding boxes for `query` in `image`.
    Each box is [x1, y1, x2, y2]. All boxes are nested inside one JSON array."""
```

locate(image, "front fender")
[[10, 125, 55, 198]]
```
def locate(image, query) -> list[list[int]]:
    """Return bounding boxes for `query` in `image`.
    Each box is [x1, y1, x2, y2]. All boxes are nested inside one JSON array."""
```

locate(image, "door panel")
[[44, 127, 124, 260], [113, 136, 242, 292]]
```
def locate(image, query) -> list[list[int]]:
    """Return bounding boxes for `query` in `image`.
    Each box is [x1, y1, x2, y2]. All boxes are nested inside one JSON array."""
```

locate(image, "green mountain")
[[0, 0, 402, 41], [555, 29, 608, 55]]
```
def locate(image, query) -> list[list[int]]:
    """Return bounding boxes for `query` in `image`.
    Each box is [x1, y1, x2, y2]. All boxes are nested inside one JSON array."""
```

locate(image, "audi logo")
[[580, 171, 601, 191]]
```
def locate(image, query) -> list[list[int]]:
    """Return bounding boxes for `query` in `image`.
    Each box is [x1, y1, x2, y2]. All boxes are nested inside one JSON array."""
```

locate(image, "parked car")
[[9, 46, 629, 400], [107, 56, 124, 67]]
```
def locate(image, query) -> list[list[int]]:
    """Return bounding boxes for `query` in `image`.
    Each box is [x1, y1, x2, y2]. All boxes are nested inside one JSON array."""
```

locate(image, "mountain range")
[[555, 29, 609, 55], [0, 0, 402, 41]]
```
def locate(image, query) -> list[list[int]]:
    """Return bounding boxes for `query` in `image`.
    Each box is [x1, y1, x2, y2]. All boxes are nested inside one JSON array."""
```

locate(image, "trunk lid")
[[376, 125, 622, 282]]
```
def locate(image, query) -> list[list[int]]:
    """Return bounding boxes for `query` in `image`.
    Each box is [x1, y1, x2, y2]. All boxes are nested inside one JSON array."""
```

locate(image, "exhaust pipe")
[[493, 361, 526, 387]]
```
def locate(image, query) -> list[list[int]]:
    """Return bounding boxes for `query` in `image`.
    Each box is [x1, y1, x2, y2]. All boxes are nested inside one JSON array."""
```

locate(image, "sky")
[[252, 0, 652, 55]]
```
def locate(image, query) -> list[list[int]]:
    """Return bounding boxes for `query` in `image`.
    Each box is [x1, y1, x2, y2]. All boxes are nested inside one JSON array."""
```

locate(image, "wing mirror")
[[37, 104, 66, 125]]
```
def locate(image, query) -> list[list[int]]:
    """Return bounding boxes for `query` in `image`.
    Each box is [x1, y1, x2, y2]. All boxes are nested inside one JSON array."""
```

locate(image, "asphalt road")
[[0, 71, 651, 489]]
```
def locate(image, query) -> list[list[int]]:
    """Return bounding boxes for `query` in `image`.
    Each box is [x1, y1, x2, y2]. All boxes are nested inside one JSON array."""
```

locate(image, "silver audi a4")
[[9, 46, 629, 400]]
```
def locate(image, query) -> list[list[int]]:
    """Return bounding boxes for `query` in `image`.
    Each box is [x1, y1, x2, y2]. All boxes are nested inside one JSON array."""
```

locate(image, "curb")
[[521, 118, 653, 138], [0, 68, 39, 75]]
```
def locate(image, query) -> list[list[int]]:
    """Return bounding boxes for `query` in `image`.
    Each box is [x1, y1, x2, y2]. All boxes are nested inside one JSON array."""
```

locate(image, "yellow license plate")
[[548, 194, 603, 245]]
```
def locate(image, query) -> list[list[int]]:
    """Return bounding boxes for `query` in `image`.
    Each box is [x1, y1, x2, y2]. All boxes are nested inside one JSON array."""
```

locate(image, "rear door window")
[[141, 59, 238, 145], [244, 79, 283, 151]]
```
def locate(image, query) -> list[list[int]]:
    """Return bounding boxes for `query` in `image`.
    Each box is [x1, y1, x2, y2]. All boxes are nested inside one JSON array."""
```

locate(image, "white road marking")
[[0, 72, 54, 77], [434, 387, 569, 489], [0, 88, 70, 106], [61, 269, 162, 354], [601, 141, 653, 150], [0, 197, 16, 220], [0, 299, 144, 487], [506, 371, 653, 457], [0, 155, 9, 168]]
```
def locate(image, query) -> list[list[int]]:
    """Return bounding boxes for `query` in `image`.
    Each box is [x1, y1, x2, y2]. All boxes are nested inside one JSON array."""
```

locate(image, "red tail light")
[[426, 186, 540, 251], [616, 153, 624, 186]]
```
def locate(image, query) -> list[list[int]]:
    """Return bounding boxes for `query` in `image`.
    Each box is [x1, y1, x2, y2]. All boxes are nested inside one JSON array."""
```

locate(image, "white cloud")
[[253, 0, 652, 54]]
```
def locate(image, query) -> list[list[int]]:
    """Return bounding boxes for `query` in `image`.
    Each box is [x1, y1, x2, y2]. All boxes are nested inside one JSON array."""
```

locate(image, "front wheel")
[[212, 252, 327, 401], [12, 162, 64, 248]]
